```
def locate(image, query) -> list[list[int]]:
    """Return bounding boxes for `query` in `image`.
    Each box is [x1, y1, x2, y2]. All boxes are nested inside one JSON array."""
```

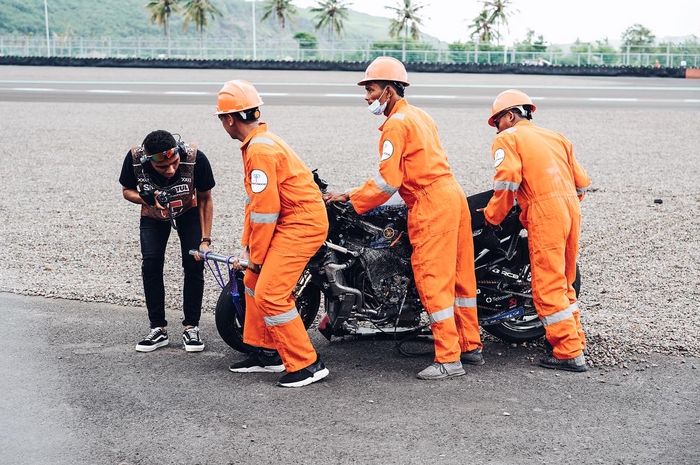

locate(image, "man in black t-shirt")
[[119, 130, 215, 353]]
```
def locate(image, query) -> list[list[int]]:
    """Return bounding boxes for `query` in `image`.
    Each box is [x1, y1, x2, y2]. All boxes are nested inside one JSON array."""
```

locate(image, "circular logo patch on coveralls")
[[250, 169, 268, 193], [493, 148, 506, 168], [381, 140, 394, 161]]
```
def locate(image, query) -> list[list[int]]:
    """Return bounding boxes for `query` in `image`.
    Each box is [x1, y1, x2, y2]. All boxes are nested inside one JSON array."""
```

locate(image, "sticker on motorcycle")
[[493, 148, 505, 167], [381, 140, 394, 161], [250, 169, 268, 193]]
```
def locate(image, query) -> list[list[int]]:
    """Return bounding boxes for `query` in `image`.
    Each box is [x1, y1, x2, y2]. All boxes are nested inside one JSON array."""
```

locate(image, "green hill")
[[0, 0, 437, 45]]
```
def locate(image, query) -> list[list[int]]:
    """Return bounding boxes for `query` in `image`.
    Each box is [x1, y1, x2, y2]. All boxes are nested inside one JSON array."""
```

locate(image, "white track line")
[[11, 87, 56, 92], [164, 91, 211, 95], [587, 97, 639, 102], [86, 89, 131, 94], [3, 87, 699, 105]]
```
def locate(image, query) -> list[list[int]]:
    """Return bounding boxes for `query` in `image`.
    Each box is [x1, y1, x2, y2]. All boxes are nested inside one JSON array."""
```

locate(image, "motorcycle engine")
[[349, 232, 420, 323], [359, 245, 412, 306]]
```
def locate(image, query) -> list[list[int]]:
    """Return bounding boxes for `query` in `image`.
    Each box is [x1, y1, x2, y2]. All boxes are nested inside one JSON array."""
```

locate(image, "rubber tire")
[[482, 265, 581, 343], [214, 278, 253, 354], [214, 277, 322, 354]]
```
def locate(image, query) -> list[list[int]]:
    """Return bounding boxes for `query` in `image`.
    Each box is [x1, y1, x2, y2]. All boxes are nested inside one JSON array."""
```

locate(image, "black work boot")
[[229, 349, 285, 373], [460, 348, 485, 366], [538, 353, 588, 372]]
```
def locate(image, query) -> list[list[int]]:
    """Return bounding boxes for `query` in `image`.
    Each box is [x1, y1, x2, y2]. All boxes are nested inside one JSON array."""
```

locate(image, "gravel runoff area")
[[1, 98, 698, 367]]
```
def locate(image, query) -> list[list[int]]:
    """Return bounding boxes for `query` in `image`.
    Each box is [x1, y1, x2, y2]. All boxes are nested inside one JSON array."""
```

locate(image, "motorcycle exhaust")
[[323, 262, 363, 307]]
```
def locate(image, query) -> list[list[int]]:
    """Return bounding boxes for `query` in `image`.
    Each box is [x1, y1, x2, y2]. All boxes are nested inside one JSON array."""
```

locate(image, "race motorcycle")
[[202, 171, 580, 354]]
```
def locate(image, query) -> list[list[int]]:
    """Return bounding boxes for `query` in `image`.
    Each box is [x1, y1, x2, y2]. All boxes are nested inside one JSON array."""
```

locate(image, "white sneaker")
[[416, 361, 465, 380]]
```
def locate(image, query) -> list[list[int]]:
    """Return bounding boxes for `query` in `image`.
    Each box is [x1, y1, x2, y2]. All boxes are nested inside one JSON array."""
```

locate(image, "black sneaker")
[[182, 326, 204, 352], [135, 327, 169, 352], [277, 357, 329, 388], [538, 354, 588, 372], [229, 350, 285, 373], [461, 348, 485, 366]]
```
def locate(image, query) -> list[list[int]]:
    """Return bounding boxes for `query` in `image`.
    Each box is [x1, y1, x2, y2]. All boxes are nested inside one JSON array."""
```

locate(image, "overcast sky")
[[294, 0, 699, 44]]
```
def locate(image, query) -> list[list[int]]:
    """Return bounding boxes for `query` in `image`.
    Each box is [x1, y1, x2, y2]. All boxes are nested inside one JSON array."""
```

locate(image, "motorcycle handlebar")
[[188, 249, 249, 269]]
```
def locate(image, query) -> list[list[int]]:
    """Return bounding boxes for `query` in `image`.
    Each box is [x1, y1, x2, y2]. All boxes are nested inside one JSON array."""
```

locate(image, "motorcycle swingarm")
[[479, 306, 526, 326]]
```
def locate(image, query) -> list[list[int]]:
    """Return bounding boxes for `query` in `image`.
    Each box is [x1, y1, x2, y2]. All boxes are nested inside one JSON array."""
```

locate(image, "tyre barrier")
[[0, 55, 689, 78]]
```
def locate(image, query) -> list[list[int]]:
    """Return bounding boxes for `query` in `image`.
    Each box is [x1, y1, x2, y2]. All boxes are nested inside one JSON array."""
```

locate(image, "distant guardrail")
[[1, 36, 699, 68], [0, 55, 692, 79]]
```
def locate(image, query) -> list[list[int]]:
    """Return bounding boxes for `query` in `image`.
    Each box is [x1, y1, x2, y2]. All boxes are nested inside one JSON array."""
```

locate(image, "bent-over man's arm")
[[197, 189, 213, 243]]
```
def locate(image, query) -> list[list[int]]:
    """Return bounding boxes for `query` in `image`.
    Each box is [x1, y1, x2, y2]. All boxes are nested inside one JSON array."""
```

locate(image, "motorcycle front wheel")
[[482, 265, 581, 343], [214, 274, 322, 353]]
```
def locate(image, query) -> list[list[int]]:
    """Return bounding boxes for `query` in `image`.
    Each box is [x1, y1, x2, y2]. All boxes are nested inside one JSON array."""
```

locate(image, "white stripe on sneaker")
[[229, 364, 285, 373], [135, 339, 169, 352], [278, 368, 330, 388]]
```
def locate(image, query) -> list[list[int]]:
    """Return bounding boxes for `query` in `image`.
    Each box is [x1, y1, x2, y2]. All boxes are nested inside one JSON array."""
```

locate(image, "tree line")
[[145, 0, 699, 61]]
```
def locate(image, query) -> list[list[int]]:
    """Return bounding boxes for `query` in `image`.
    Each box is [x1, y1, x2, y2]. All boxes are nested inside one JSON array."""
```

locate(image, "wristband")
[[200, 237, 212, 245]]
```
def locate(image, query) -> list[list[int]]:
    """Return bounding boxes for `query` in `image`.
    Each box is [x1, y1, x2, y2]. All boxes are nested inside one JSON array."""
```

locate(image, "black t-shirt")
[[119, 149, 215, 192]]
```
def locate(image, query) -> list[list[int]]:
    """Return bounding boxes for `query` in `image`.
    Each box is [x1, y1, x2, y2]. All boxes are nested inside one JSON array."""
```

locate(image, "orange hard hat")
[[488, 89, 536, 127], [215, 80, 264, 115], [358, 56, 410, 86]]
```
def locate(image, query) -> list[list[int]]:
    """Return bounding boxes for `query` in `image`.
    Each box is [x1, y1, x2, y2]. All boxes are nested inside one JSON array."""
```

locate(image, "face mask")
[[368, 88, 388, 116]]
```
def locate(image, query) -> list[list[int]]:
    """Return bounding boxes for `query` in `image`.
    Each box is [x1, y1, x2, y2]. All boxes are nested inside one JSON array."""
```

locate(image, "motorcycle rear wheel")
[[482, 266, 581, 343], [214, 276, 322, 353]]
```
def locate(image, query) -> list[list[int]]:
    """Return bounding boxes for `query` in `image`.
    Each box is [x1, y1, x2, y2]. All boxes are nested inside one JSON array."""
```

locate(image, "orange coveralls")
[[350, 99, 482, 363], [240, 123, 329, 372], [484, 120, 591, 360]]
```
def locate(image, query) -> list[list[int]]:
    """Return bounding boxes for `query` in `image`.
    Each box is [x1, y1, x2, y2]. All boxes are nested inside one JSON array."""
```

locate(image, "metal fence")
[[1, 36, 698, 67]]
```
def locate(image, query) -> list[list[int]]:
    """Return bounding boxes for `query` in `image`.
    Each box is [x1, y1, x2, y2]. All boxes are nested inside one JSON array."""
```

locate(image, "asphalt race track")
[[2, 293, 698, 465], [0, 65, 698, 465], [1, 65, 699, 109]]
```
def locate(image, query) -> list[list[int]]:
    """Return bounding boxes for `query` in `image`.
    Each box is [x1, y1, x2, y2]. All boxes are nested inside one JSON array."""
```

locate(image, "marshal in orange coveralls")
[[484, 89, 591, 372], [216, 80, 330, 388], [327, 57, 483, 380]]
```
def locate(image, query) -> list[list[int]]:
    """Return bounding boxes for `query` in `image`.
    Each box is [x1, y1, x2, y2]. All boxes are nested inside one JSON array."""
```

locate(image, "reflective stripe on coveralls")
[[373, 174, 399, 196], [494, 180, 520, 192], [428, 306, 454, 324], [264, 307, 300, 326], [239, 122, 329, 372], [541, 302, 578, 327], [349, 98, 482, 362], [250, 136, 276, 146], [250, 212, 279, 223], [455, 296, 477, 308], [484, 119, 590, 359]]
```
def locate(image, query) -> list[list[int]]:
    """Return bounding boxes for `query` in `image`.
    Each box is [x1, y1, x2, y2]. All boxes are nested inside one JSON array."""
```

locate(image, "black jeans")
[[140, 207, 204, 329]]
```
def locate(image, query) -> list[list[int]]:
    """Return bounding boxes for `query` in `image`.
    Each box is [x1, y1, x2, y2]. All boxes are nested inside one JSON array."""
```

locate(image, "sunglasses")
[[145, 146, 180, 163], [492, 110, 511, 128]]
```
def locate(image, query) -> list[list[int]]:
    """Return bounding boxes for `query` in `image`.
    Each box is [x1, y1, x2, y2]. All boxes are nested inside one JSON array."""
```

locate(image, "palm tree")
[[469, 9, 496, 43], [182, 0, 222, 56], [484, 0, 516, 44], [310, 0, 350, 58], [260, 0, 297, 30], [145, 0, 180, 55], [386, 0, 425, 61]]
